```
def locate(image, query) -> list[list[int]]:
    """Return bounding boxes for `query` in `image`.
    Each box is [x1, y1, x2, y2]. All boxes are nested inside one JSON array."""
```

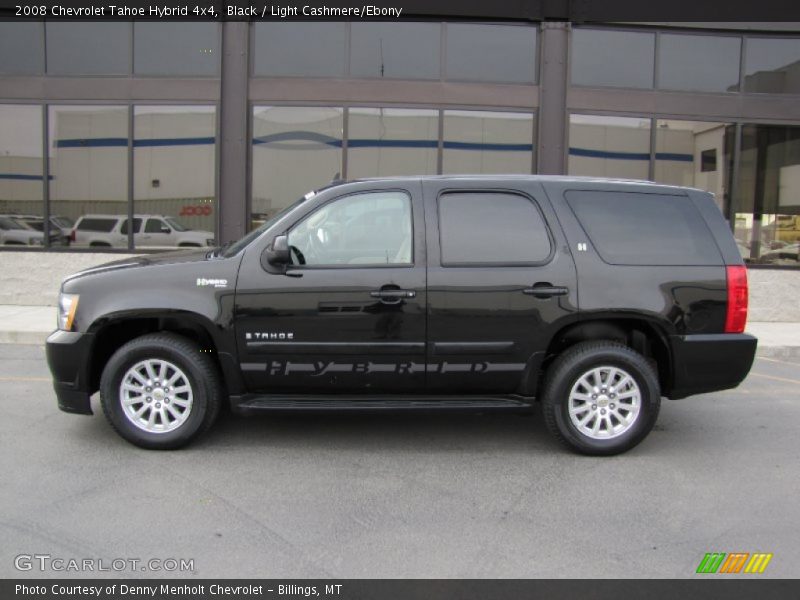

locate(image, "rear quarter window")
[[77, 218, 116, 233], [565, 190, 722, 266]]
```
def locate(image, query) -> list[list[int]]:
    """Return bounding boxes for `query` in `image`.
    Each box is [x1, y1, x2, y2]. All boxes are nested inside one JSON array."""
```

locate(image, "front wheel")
[[100, 333, 222, 449], [542, 341, 661, 455]]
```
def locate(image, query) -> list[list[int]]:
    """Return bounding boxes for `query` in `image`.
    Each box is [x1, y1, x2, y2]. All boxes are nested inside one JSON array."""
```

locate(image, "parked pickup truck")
[[46, 176, 757, 455]]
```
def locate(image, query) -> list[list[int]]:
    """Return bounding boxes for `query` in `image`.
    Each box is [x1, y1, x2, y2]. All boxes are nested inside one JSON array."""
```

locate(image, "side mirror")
[[263, 234, 291, 268], [160, 226, 171, 234]]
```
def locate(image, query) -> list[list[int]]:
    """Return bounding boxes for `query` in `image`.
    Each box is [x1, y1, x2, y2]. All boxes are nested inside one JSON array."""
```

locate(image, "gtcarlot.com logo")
[[14, 553, 194, 573], [696, 552, 773, 574]]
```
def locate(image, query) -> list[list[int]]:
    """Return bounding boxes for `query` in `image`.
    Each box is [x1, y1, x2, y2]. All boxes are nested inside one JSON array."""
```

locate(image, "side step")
[[231, 394, 535, 415]]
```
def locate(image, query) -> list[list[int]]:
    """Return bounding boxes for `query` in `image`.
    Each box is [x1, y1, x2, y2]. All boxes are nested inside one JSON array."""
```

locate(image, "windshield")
[[165, 217, 188, 232], [221, 192, 314, 258], [52, 216, 74, 228]]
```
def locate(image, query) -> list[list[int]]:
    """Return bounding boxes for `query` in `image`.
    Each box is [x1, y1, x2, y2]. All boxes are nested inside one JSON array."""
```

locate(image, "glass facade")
[[568, 115, 652, 180], [251, 106, 343, 229], [445, 23, 537, 84], [133, 23, 220, 76], [133, 106, 217, 249], [743, 37, 800, 94], [49, 105, 128, 248], [442, 111, 534, 174], [0, 105, 44, 248], [0, 20, 798, 272], [658, 33, 741, 92], [347, 108, 439, 179], [350, 22, 440, 80], [571, 29, 655, 89], [654, 120, 732, 211], [45, 23, 131, 76], [734, 124, 800, 265]]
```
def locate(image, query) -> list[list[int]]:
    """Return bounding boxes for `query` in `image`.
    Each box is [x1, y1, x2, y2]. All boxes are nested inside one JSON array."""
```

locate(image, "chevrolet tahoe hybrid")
[[46, 176, 757, 455]]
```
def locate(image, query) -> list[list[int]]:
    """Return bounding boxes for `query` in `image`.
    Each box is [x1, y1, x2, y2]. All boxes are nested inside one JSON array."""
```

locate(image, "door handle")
[[370, 289, 416, 303], [522, 284, 569, 298]]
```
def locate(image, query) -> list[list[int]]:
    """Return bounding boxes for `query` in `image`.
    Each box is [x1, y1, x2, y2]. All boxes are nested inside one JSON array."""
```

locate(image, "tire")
[[542, 341, 661, 456], [100, 333, 222, 449]]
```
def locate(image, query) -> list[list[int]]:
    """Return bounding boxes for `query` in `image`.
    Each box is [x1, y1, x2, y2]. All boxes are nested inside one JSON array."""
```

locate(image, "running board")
[[230, 394, 535, 415]]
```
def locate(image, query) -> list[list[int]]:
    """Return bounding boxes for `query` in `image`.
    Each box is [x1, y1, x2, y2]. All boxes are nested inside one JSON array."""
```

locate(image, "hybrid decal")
[[241, 361, 527, 375], [196, 278, 228, 289]]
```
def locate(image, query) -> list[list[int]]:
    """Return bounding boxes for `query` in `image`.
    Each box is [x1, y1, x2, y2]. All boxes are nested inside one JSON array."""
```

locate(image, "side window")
[[78, 218, 116, 232], [120, 218, 142, 234], [565, 190, 722, 266], [145, 219, 166, 233], [438, 192, 552, 265], [288, 191, 413, 266]]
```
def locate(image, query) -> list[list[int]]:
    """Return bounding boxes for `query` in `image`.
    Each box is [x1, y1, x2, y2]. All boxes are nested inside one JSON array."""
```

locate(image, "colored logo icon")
[[696, 552, 773, 574]]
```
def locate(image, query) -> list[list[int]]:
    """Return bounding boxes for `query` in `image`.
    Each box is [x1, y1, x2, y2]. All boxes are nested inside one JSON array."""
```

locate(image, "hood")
[[63, 248, 215, 283]]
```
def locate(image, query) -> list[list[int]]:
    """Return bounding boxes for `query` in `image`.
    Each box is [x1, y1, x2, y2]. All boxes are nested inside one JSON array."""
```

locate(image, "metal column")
[[218, 21, 250, 243], [537, 21, 570, 175]]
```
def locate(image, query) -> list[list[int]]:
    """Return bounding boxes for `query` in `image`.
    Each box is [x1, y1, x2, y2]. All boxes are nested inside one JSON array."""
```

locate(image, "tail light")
[[724, 265, 748, 333], [69, 229, 76, 243]]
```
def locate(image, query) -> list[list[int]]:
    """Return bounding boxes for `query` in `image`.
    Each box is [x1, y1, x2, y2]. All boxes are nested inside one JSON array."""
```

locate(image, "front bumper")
[[46, 329, 94, 415], [667, 333, 757, 399]]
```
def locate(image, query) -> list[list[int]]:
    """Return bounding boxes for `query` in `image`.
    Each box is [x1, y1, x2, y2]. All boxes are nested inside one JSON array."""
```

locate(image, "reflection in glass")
[[658, 34, 741, 93], [0, 105, 44, 247], [49, 105, 128, 248], [442, 111, 533, 175], [134, 23, 219, 76], [445, 23, 537, 84], [46, 22, 131, 75], [251, 106, 343, 229], [733, 124, 800, 266], [253, 22, 346, 77], [571, 28, 655, 89], [743, 37, 800, 94], [350, 23, 440, 80], [347, 108, 438, 179], [654, 120, 732, 212], [568, 114, 651, 180], [134, 106, 216, 249], [0, 23, 44, 75]]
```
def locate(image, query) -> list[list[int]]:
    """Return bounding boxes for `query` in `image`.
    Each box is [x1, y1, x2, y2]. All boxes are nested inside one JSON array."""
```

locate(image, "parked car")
[[70, 214, 215, 248], [14, 215, 72, 246], [46, 176, 757, 455], [0, 215, 60, 246]]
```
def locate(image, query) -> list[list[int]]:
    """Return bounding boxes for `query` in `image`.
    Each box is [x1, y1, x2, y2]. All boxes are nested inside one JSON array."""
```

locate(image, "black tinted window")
[[438, 193, 551, 265], [565, 191, 722, 266], [145, 219, 165, 233], [120, 218, 142, 234], [77, 218, 116, 232]]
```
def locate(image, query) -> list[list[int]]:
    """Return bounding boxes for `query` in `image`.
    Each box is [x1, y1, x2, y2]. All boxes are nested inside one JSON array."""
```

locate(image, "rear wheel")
[[542, 341, 661, 455], [100, 333, 222, 449]]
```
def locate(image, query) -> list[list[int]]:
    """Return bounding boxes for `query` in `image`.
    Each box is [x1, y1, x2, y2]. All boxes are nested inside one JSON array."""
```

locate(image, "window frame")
[[283, 188, 416, 270], [435, 188, 555, 268]]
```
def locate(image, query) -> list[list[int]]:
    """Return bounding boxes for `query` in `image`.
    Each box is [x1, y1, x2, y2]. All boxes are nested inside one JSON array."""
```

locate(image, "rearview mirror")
[[265, 234, 290, 266]]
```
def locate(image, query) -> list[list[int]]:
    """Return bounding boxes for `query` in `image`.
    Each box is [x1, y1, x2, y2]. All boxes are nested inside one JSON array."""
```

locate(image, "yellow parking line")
[[749, 372, 800, 386], [0, 376, 50, 382]]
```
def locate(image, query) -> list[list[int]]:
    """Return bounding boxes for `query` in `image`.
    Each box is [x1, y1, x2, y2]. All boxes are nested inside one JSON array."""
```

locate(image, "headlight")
[[30, 238, 43, 246], [57, 293, 79, 331]]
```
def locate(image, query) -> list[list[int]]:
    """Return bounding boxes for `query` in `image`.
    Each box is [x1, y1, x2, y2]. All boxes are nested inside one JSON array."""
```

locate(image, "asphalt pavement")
[[1, 343, 798, 579]]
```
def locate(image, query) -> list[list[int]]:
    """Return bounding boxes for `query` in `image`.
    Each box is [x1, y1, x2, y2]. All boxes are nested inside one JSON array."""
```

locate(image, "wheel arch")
[[86, 310, 243, 398], [542, 317, 673, 396]]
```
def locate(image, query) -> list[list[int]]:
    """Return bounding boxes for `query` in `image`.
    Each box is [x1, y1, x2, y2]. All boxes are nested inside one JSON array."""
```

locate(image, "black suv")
[[46, 176, 757, 455]]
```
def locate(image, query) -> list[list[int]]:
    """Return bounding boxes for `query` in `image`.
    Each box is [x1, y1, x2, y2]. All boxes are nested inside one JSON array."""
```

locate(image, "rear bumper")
[[46, 330, 94, 415], [667, 333, 757, 399]]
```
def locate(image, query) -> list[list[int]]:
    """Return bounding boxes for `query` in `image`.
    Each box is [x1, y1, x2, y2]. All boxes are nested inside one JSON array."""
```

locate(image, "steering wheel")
[[289, 244, 306, 265]]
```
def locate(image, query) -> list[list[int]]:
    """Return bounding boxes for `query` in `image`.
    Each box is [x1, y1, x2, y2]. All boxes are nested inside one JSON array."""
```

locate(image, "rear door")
[[423, 179, 578, 394]]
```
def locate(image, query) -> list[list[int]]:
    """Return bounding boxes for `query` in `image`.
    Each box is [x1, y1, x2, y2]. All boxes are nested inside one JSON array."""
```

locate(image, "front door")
[[423, 180, 578, 394], [234, 184, 427, 393]]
